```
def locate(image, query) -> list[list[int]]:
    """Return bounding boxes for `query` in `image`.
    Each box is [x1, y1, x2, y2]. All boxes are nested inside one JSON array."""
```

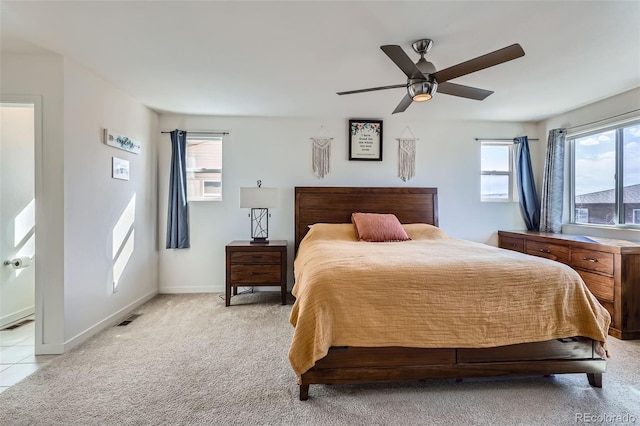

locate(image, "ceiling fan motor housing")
[[408, 76, 438, 101]]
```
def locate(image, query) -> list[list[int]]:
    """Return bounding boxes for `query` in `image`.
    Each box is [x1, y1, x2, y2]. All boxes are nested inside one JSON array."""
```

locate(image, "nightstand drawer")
[[500, 236, 525, 253], [526, 240, 570, 263], [571, 248, 614, 275], [231, 264, 281, 283], [576, 269, 614, 302], [230, 251, 281, 264]]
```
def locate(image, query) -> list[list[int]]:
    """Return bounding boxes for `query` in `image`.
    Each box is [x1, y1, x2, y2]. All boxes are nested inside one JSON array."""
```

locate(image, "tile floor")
[[0, 318, 57, 393]]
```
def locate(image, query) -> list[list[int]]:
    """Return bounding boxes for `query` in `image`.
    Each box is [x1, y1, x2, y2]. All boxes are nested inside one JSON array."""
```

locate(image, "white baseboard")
[[63, 289, 158, 352], [159, 286, 224, 294], [0, 305, 35, 329]]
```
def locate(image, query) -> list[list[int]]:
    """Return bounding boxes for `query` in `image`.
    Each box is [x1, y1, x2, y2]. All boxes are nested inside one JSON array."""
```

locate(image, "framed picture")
[[103, 129, 141, 154], [112, 157, 130, 181], [349, 119, 383, 161]]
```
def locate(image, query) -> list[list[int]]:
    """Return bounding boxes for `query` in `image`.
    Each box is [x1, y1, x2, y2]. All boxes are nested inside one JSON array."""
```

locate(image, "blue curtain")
[[539, 129, 566, 233], [166, 129, 190, 249], [514, 136, 540, 231]]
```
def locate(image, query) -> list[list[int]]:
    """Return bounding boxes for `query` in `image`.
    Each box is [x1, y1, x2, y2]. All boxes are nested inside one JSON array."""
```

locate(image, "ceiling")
[[1, 1, 638, 122]]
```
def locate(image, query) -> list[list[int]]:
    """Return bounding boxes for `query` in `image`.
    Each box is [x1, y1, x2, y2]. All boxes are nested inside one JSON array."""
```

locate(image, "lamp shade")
[[240, 187, 278, 208]]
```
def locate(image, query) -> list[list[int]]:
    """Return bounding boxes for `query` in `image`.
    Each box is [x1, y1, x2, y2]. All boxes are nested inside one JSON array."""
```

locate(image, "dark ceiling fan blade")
[[380, 45, 424, 80], [337, 84, 405, 96], [392, 93, 413, 114], [437, 82, 493, 100], [432, 44, 525, 84]]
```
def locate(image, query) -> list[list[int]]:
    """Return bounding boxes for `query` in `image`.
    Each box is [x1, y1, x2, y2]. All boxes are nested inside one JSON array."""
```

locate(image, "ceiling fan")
[[337, 39, 525, 114]]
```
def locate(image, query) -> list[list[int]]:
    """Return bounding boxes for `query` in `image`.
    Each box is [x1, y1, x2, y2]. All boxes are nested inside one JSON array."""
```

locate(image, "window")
[[186, 135, 222, 201], [575, 208, 589, 223], [571, 120, 640, 226], [481, 141, 513, 201], [633, 209, 640, 224]]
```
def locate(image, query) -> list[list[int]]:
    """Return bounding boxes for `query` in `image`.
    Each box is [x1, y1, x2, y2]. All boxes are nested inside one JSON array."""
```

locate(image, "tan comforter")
[[288, 223, 610, 378]]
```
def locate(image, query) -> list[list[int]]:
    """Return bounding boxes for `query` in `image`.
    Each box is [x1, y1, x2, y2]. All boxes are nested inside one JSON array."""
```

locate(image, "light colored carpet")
[[1, 293, 638, 425]]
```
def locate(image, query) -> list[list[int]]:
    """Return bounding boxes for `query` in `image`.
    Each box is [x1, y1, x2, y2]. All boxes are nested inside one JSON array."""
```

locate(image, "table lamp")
[[240, 181, 277, 244]]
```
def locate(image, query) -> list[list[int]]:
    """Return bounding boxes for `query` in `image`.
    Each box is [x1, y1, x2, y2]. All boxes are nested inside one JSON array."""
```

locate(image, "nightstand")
[[225, 240, 288, 306]]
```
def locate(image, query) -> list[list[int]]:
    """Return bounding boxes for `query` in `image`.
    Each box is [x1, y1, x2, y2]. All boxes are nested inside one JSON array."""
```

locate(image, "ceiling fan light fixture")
[[413, 93, 432, 102], [408, 79, 438, 102]]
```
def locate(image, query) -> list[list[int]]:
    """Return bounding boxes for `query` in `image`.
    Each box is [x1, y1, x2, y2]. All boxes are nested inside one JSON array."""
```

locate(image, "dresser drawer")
[[571, 248, 614, 275], [576, 269, 614, 302], [526, 240, 570, 263], [500, 236, 525, 253], [230, 264, 281, 283], [230, 251, 281, 264]]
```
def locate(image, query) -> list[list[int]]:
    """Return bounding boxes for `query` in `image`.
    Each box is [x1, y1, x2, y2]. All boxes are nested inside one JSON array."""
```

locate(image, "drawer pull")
[[583, 257, 598, 263], [539, 248, 551, 254], [249, 272, 261, 275], [509, 243, 517, 247]]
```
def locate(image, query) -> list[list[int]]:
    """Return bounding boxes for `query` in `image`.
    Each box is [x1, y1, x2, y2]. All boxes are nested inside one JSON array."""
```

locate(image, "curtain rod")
[[565, 108, 640, 130], [161, 130, 229, 135], [475, 138, 539, 141]]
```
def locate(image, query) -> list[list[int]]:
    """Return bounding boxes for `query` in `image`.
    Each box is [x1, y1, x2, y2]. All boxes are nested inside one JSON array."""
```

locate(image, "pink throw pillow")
[[351, 213, 410, 242]]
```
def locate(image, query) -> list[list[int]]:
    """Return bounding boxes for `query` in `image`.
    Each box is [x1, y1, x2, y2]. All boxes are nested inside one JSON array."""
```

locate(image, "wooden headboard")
[[294, 187, 438, 252]]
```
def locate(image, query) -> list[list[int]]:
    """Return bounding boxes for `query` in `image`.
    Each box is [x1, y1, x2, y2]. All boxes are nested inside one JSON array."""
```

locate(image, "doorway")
[[0, 102, 37, 376], [1, 102, 35, 328]]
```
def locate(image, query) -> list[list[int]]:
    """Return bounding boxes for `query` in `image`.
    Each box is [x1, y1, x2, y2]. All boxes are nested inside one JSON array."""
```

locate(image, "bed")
[[289, 187, 610, 400]]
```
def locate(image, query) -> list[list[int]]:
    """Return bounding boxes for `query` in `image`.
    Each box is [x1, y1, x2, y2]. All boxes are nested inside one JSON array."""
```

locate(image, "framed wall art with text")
[[348, 119, 383, 161]]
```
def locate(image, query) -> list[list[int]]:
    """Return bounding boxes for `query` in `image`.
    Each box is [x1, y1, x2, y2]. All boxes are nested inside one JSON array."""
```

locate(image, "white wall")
[[158, 114, 539, 293], [2, 53, 160, 353], [539, 87, 640, 242], [1, 53, 65, 352], [62, 58, 159, 346]]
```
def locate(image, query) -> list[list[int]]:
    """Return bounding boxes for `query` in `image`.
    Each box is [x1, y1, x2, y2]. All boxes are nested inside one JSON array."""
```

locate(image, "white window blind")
[[480, 141, 513, 202], [186, 135, 223, 201]]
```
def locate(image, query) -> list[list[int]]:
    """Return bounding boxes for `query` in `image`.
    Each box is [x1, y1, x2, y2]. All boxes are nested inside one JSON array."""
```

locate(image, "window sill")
[[481, 198, 515, 203], [562, 223, 640, 243], [189, 197, 222, 202]]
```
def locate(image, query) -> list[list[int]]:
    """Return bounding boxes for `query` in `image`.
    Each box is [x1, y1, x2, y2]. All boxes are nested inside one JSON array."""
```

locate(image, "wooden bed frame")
[[293, 186, 606, 400]]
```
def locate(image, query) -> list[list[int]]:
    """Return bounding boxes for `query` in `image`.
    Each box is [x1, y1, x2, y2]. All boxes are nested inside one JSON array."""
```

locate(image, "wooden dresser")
[[498, 230, 640, 340]]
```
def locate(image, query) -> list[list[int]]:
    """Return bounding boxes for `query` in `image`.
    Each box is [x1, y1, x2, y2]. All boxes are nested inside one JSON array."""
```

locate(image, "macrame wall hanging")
[[397, 126, 418, 182], [310, 126, 333, 179]]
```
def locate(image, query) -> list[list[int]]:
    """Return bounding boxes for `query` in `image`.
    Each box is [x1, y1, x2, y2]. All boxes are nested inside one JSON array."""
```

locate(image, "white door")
[[0, 103, 36, 329]]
